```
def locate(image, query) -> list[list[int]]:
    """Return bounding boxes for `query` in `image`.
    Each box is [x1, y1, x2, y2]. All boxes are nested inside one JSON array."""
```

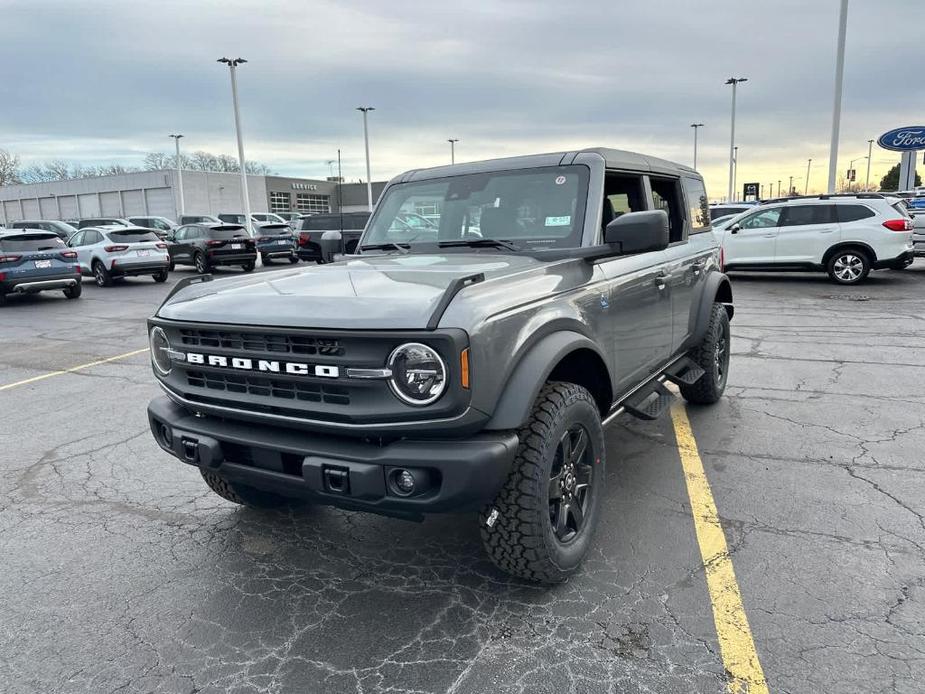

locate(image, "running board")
[[623, 381, 676, 421], [663, 356, 705, 387]]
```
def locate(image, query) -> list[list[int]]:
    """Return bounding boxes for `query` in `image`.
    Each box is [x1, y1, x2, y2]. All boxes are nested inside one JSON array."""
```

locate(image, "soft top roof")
[[392, 147, 697, 185]]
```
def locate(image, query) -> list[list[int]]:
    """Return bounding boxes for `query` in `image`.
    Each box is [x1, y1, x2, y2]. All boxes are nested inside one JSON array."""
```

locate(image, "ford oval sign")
[[877, 127, 925, 152]]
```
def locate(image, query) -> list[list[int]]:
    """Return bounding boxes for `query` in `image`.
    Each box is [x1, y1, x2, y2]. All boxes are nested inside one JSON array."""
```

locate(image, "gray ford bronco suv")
[[146, 148, 733, 583]]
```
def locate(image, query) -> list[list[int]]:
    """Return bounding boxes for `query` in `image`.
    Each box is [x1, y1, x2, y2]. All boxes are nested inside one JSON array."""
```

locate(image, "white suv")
[[716, 194, 914, 284], [67, 226, 170, 286]]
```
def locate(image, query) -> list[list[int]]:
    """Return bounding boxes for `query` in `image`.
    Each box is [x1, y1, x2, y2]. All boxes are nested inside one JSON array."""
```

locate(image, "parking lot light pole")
[[725, 77, 747, 202], [777, 180, 781, 197], [827, 0, 849, 194], [690, 123, 704, 169], [217, 57, 252, 233], [169, 134, 185, 216], [733, 146, 739, 200], [356, 107, 375, 211], [448, 138, 459, 165], [865, 139, 874, 190], [805, 158, 812, 194]]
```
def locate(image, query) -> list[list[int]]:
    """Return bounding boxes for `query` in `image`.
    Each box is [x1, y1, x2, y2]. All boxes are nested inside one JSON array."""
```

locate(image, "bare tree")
[[0, 148, 22, 185], [143, 152, 172, 170]]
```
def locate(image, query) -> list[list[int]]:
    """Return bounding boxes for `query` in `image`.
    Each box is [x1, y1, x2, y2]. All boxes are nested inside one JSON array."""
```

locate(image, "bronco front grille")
[[187, 370, 350, 406], [179, 328, 344, 357]]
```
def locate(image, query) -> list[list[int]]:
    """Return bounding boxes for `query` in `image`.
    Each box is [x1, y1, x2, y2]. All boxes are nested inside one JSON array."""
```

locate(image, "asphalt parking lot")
[[2, 262, 925, 694]]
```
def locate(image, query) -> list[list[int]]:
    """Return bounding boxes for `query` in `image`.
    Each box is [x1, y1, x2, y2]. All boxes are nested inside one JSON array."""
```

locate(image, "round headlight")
[[388, 342, 447, 405], [150, 326, 172, 375]]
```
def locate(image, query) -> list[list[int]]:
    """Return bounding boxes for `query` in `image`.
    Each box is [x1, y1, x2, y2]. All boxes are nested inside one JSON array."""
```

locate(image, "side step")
[[663, 356, 705, 387], [624, 381, 676, 421]]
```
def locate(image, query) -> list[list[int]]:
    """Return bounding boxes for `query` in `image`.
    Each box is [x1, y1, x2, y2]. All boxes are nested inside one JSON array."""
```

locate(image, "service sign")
[[877, 127, 925, 152]]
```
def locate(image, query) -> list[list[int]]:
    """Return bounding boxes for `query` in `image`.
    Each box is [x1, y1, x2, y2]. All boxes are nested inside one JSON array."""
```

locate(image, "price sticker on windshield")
[[545, 216, 571, 226], [555, 175, 567, 185]]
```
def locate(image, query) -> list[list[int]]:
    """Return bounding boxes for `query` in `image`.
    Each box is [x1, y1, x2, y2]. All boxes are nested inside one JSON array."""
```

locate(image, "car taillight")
[[61, 250, 78, 258], [206, 240, 224, 247], [156, 243, 167, 249], [298, 232, 311, 246], [0, 254, 22, 263], [882, 219, 912, 231], [105, 245, 129, 252]]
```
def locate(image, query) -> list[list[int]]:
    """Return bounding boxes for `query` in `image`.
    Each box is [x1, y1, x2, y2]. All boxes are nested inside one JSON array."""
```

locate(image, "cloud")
[[0, 0, 921, 194]]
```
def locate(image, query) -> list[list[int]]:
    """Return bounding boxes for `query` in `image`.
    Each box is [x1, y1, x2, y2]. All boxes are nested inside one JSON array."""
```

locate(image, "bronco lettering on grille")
[[184, 352, 340, 378]]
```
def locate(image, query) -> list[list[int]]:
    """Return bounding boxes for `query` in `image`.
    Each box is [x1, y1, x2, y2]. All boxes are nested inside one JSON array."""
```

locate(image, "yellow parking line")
[[0, 348, 149, 391], [670, 402, 769, 694]]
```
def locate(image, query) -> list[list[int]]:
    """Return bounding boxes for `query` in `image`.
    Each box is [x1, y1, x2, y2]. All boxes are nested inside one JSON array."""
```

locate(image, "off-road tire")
[[63, 282, 82, 299], [168, 259, 175, 272], [194, 251, 210, 274], [827, 249, 870, 285], [200, 469, 293, 509], [93, 260, 113, 287], [289, 255, 299, 264], [241, 261, 255, 272], [152, 270, 168, 283], [680, 302, 730, 405], [480, 381, 605, 583]]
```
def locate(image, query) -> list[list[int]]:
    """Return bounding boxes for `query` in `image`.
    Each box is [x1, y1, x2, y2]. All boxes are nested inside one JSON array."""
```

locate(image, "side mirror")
[[729, 223, 741, 234], [604, 210, 669, 255], [319, 230, 342, 263]]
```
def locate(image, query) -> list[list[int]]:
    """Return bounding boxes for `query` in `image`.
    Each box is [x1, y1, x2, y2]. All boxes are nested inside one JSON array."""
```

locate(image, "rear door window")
[[836, 205, 876, 223], [649, 177, 686, 243], [779, 205, 836, 226], [84, 230, 103, 245], [0, 234, 65, 251]]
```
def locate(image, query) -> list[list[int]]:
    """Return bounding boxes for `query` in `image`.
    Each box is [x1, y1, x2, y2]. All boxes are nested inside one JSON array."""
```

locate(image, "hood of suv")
[[156, 253, 547, 329]]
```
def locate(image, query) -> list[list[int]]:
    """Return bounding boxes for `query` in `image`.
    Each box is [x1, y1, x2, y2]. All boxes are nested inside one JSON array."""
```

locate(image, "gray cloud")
[[0, 0, 921, 193]]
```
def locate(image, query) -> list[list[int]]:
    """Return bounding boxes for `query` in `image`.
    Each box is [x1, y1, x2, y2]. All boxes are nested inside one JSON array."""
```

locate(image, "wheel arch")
[[823, 242, 878, 265], [689, 272, 734, 346], [484, 331, 613, 430]]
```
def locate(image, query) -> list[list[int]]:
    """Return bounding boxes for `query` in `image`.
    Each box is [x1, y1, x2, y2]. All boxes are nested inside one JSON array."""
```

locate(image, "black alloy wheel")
[[548, 425, 594, 543]]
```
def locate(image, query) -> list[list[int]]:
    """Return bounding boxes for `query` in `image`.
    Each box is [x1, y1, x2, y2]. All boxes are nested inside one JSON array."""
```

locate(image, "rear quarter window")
[[836, 205, 876, 223], [681, 177, 710, 233]]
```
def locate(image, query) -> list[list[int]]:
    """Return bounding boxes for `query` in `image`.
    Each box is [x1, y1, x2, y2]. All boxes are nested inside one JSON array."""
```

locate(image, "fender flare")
[[485, 331, 610, 431], [691, 272, 734, 345]]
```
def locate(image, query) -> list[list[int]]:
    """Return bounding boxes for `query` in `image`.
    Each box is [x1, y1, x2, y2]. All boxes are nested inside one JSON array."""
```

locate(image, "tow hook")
[[181, 437, 199, 463]]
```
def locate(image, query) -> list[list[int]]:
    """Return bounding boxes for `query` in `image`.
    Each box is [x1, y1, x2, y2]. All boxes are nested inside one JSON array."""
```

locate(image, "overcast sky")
[[1, 0, 922, 196]]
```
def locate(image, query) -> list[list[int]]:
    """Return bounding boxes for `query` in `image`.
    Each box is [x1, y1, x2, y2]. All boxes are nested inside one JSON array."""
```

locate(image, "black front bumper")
[[147, 396, 518, 519], [873, 250, 914, 269]]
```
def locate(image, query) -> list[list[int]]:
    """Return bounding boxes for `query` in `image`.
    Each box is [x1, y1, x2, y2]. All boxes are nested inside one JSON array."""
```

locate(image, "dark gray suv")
[[146, 148, 733, 582]]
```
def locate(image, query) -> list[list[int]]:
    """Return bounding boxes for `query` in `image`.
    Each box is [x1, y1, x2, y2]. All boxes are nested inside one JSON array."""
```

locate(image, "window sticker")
[[555, 175, 567, 185], [545, 215, 571, 226]]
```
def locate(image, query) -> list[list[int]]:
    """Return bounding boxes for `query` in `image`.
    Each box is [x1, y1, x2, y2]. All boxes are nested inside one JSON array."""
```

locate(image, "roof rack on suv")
[[762, 193, 885, 204]]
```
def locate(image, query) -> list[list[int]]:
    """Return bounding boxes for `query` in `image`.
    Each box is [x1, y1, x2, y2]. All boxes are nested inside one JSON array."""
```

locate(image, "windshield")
[[108, 229, 160, 243], [255, 225, 291, 236], [1, 234, 65, 251], [210, 226, 249, 239], [362, 165, 589, 251]]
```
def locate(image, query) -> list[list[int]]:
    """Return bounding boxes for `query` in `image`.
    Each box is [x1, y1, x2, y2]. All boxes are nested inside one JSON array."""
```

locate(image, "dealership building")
[[0, 170, 387, 225]]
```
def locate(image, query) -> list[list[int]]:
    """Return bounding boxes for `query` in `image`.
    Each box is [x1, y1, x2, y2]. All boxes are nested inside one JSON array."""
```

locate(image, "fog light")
[[394, 469, 415, 495]]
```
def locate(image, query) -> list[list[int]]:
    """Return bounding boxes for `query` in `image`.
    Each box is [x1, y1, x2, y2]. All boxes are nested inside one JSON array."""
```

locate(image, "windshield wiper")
[[359, 242, 409, 254], [438, 238, 521, 252]]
